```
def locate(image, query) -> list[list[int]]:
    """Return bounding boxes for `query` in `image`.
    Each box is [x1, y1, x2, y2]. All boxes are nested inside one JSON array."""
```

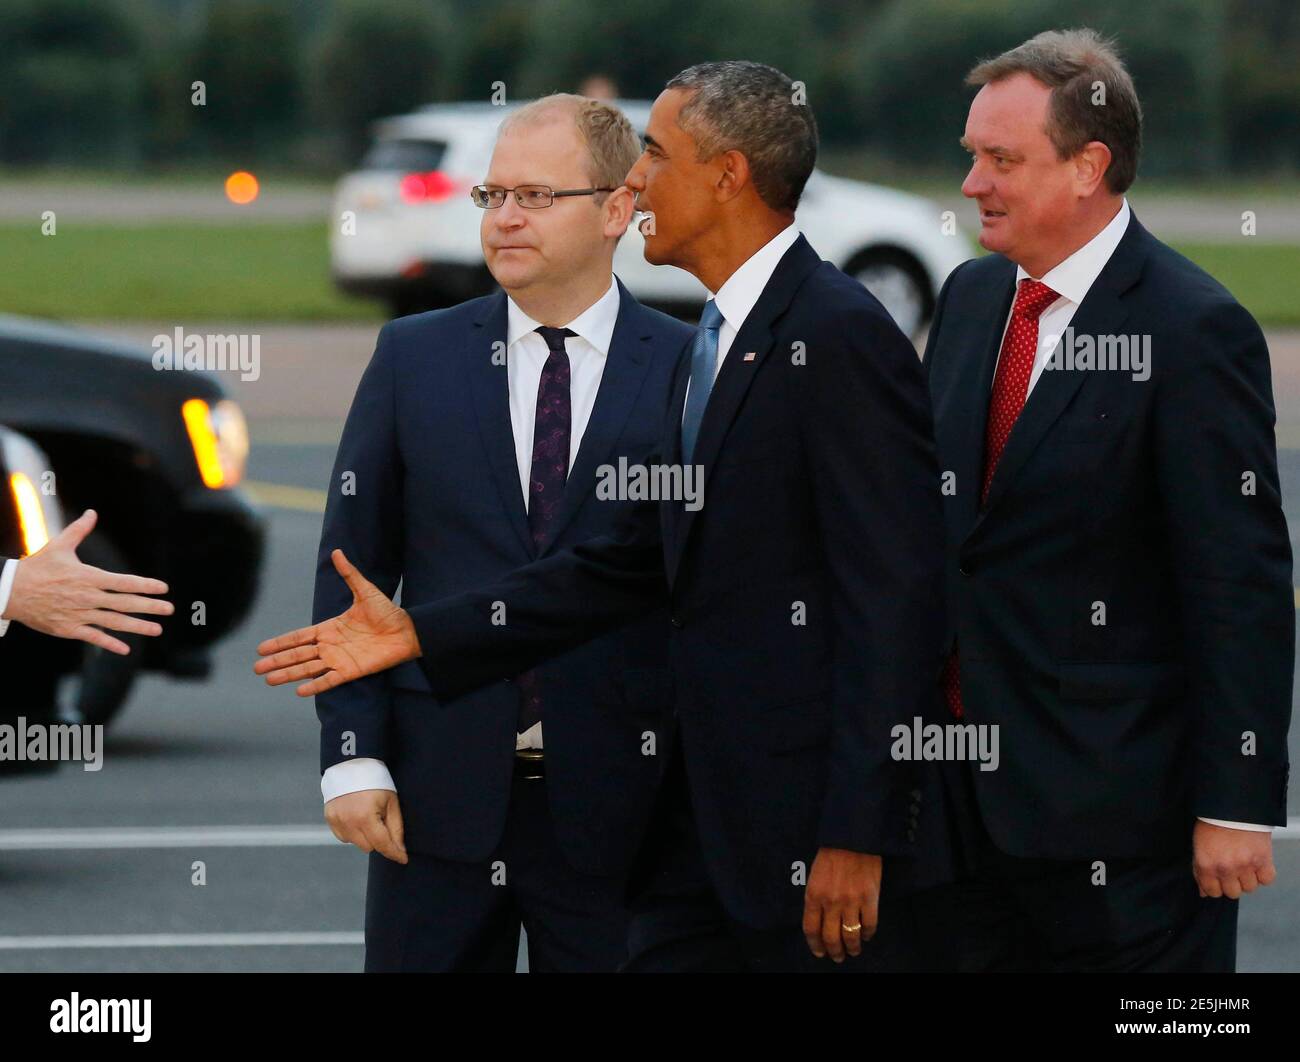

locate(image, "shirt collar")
[[1015, 198, 1131, 305], [505, 276, 620, 354], [709, 224, 801, 331]]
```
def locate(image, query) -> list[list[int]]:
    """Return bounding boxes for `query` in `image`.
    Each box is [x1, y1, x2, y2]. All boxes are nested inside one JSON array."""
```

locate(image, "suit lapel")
[[666, 234, 822, 583], [467, 291, 534, 558], [945, 265, 1014, 537], [972, 214, 1148, 530], [661, 353, 692, 581], [539, 280, 656, 555]]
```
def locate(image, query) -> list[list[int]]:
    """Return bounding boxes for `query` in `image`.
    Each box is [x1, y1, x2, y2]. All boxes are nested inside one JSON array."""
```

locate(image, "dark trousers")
[[623, 739, 922, 973], [364, 765, 631, 972], [911, 800, 1239, 972]]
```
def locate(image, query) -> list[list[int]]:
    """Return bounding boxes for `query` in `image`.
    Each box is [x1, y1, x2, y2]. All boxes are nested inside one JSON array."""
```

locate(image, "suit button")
[[670, 615, 684, 629]]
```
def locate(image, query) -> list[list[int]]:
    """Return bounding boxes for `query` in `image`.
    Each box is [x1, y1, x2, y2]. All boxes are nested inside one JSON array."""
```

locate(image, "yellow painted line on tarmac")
[[244, 480, 327, 513]]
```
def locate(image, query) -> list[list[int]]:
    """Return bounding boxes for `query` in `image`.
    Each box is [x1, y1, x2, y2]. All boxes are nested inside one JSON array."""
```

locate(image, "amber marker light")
[[9, 472, 49, 555], [225, 170, 259, 205], [183, 398, 226, 488], [182, 398, 249, 489]]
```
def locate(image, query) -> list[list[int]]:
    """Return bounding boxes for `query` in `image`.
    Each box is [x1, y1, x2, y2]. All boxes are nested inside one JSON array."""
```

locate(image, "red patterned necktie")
[[516, 325, 576, 732], [942, 278, 1059, 719]]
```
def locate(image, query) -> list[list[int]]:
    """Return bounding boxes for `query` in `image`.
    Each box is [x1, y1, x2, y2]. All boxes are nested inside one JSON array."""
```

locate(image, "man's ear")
[[1074, 140, 1113, 197], [603, 185, 637, 238], [715, 149, 752, 204]]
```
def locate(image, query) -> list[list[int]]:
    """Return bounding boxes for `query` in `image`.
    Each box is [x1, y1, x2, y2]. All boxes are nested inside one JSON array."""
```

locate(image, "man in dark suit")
[[258, 61, 948, 972], [915, 29, 1292, 971], [309, 94, 692, 971]]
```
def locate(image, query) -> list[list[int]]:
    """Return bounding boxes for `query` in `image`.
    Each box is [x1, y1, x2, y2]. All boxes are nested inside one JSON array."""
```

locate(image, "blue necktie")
[[680, 299, 725, 464]]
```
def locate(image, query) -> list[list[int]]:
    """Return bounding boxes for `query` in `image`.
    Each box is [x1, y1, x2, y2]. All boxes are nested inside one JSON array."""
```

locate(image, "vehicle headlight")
[[182, 398, 249, 489]]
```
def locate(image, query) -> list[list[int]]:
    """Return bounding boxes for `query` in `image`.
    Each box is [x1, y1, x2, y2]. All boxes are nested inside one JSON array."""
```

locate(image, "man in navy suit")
[[259, 62, 949, 971], [309, 94, 692, 971], [917, 30, 1291, 970]]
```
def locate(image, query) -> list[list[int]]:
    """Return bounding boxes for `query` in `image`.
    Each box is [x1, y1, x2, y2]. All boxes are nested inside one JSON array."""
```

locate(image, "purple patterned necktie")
[[516, 325, 576, 732]]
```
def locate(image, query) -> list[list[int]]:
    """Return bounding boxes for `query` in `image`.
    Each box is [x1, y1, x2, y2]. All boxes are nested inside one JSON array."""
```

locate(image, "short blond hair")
[[497, 93, 640, 198]]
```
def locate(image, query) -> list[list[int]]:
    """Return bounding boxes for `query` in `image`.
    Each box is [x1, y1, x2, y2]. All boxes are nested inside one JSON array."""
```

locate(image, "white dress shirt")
[[993, 198, 1131, 398], [682, 224, 800, 413], [321, 278, 621, 803], [0, 557, 17, 636], [992, 198, 1267, 834]]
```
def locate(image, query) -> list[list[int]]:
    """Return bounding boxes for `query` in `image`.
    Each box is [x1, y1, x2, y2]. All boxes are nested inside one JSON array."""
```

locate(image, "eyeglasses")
[[470, 184, 616, 209]]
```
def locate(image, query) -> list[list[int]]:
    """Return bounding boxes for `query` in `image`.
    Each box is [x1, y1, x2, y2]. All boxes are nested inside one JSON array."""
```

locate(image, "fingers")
[[294, 670, 344, 698], [271, 660, 331, 685], [69, 624, 131, 655], [860, 892, 879, 943], [803, 896, 825, 959], [387, 795, 406, 853], [360, 813, 408, 865], [1194, 854, 1277, 899], [841, 904, 865, 958], [94, 591, 175, 618], [253, 642, 322, 675], [803, 895, 878, 962], [84, 609, 164, 637], [95, 569, 170, 597], [257, 657, 340, 697], [255, 626, 321, 661], [57, 509, 98, 551], [821, 903, 847, 963], [331, 549, 372, 600]]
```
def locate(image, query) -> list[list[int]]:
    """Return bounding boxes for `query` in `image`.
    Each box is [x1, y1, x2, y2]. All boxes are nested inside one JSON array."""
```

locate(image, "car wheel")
[[845, 249, 931, 340], [54, 529, 143, 729]]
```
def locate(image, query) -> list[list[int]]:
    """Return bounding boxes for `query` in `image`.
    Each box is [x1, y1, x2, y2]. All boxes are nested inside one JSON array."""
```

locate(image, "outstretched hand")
[[254, 549, 420, 696]]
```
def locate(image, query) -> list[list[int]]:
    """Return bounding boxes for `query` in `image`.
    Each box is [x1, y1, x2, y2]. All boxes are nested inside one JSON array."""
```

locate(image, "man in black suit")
[[257, 61, 948, 971], [308, 95, 692, 971], [915, 29, 1292, 971]]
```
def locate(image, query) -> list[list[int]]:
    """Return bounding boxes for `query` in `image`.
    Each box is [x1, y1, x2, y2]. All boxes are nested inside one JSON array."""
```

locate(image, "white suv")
[[330, 100, 971, 337]]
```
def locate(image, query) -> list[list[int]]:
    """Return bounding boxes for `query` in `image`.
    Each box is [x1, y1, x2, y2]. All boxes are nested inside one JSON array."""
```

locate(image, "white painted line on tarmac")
[[0, 825, 338, 850], [0, 932, 362, 950]]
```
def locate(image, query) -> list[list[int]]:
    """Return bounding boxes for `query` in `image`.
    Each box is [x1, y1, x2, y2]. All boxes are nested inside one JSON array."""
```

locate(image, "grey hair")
[[966, 28, 1142, 194], [664, 60, 817, 214]]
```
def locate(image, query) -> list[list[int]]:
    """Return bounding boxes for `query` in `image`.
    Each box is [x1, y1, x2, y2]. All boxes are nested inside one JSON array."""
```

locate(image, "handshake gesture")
[[254, 549, 419, 694]]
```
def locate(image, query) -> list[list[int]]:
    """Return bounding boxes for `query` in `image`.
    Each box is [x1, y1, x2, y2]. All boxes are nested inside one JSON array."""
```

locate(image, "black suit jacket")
[[407, 235, 948, 929], [923, 213, 1293, 861], [313, 280, 692, 878]]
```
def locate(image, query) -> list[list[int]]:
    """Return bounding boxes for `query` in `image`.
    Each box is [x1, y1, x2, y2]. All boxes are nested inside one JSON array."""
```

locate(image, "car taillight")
[[398, 170, 459, 203]]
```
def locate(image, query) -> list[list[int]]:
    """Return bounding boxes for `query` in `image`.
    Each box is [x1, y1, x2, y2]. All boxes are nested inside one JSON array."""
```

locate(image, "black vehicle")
[[0, 315, 265, 727]]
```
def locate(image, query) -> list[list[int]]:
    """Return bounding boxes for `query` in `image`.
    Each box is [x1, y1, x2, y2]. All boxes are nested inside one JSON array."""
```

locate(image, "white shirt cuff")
[[1197, 817, 1273, 833], [0, 558, 18, 636], [516, 721, 543, 750], [321, 758, 396, 803]]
